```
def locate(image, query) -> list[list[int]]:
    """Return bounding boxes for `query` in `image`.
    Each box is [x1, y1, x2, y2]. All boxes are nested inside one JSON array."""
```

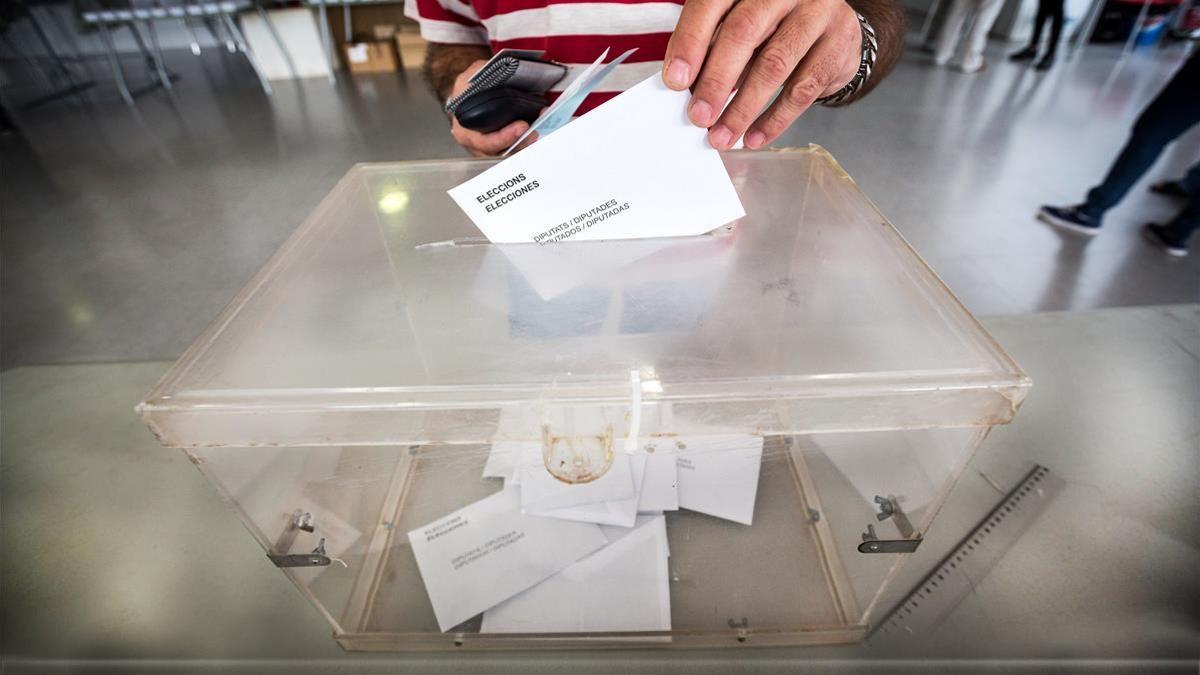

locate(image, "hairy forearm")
[[423, 42, 493, 102], [843, 0, 905, 103]]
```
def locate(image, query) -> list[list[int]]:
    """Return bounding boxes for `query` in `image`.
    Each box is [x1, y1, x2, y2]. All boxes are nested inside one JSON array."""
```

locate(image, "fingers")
[[452, 119, 530, 157], [707, 15, 824, 149], [663, 0, 735, 90], [466, 59, 489, 74], [507, 107, 546, 154], [511, 130, 540, 154], [451, 60, 489, 102], [743, 20, 854, 148], [688, 0, 791, 132]]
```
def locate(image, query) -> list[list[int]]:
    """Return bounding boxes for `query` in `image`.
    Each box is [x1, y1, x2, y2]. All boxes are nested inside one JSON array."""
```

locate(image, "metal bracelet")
[[816, 12, 878, 106]]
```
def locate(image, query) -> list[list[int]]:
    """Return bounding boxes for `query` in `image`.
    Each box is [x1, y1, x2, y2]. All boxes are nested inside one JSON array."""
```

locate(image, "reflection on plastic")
[[480, 227, 738, 309], [377, 189, 410, 214], [541, 424, 614, 484]]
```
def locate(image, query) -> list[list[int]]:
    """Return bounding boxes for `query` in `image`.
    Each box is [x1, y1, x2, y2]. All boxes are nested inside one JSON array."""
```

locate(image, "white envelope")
[[637, 448, 679, 513], [481, 440, 531, 480], [490, 237, 676, 301], [518, 443, 635, 512], [407, 487, 608, 631], [675, 436, 764, 525], [448, 76, 745, 244], [528, 454, 647, 527], [601, 514, 669, 555], [505, 48, 637, 154], [481, 514, 671, 633]]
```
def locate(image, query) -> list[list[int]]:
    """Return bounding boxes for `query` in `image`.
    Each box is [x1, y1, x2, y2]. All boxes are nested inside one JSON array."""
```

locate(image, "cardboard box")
[[342, 39, 399, 73], [396, 30, 425, 68]]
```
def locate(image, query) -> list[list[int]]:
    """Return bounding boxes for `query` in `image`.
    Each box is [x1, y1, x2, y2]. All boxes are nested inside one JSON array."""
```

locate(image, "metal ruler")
[[867, 464, 1063, 645]]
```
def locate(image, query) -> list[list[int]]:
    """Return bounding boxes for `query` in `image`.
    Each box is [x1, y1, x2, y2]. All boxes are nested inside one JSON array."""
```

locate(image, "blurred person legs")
[[1141, 197, 1198, 257], [1145, 165, 1200, 257], [934, 0, 1007, 72], [1009, 0, 1065, 69], [1039, 54, 1200, 249], [1149, 162, 1200, 198]]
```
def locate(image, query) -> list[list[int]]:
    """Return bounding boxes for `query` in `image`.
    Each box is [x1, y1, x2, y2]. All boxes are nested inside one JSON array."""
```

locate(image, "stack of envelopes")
[[408, 436, 765, 633]]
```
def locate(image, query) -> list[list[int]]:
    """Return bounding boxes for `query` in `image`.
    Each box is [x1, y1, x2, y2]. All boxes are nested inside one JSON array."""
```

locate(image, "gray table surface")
[[2, 305, 1198, 671]]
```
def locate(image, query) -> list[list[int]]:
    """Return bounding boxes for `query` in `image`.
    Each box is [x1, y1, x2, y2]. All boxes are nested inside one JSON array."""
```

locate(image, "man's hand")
[[663, 0, 895, 150], [446, 59, 539, 157]]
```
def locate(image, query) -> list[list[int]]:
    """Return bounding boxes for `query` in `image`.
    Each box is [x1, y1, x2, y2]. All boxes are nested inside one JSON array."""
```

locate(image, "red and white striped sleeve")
[[404, 0, 489, 45]]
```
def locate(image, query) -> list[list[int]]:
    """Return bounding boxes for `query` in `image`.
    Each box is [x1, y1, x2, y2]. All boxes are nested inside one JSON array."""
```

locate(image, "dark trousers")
[[1164, 167, 1200, 243], [1083, 54, 1200, 243], [1027, 0, 1065, 56]]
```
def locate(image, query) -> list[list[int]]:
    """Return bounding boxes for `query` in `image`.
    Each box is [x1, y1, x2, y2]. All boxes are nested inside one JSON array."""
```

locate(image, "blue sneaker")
[[1038, 205, 1101, 236], [1141, 223, 1188, 258]]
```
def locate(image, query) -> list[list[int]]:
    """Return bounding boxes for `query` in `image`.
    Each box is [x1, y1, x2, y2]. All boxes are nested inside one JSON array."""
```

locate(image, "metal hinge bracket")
[[858, 495, 922, 553], [269, 510, 332, 567]]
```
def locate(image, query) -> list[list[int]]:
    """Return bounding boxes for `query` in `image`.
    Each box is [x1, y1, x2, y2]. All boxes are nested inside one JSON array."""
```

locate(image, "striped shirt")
[[405, 0, 683, 114]]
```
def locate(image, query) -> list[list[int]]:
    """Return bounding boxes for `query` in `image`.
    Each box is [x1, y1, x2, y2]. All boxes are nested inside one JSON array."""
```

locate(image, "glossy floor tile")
[[2, 41, 1199, 370]]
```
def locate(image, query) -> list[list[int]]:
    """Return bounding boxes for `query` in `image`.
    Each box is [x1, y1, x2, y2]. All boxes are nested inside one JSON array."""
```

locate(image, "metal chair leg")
[[918, 0, 945, 47], [1, 30, 49, 87], [138, 20, 174, 90], [16, 4, 97, 110], [255, 1, 298, 79], [219, 11, 273, 95], [182, 15, 204, 56], [1121, 0, 1154, 55], [41, 2, 95, 82], [1070, 0, 1104, 59], [315, 0, 337, 84], [204, 15, 236, 52], [97, 22, 134, 105], [127, 18, 155, 68], [25, 5, 75, 86]]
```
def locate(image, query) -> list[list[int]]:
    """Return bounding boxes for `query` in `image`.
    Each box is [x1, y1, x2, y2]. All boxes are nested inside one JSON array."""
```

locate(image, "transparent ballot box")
[[138, 147, 1030, 651]]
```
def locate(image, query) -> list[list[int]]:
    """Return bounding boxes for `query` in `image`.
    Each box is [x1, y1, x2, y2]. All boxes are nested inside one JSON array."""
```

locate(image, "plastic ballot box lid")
[[138, 147, 1030, 449]]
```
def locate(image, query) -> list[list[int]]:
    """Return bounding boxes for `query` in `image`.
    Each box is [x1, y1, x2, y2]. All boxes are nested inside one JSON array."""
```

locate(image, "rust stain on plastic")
[[541, 425, 614, 485]]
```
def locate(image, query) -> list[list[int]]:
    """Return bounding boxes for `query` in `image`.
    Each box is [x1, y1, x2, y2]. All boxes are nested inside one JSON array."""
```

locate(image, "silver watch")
[[817, 12, 878, 106]]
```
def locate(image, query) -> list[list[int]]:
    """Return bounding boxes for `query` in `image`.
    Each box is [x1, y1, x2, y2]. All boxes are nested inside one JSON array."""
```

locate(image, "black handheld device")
[[445, 50, 567, 133]]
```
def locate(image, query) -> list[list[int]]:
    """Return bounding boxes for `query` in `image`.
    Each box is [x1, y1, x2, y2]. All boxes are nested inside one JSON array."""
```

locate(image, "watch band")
[[816, 12, 878, 106]]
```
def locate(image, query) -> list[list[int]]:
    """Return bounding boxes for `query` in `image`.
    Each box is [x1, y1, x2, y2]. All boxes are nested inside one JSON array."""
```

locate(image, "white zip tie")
[[624, 369, 642, 455]]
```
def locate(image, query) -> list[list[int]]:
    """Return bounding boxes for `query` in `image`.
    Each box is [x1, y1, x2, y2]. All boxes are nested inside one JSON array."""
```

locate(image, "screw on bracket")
[[728, 617, 750, 642], [858, 522, 922, 554], [296, 512, 315, 533], [874, 495, 895, 521]]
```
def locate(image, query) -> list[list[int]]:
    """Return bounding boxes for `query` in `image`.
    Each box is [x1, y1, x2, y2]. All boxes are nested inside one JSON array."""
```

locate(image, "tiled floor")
[[2, 40, 1198, 370]]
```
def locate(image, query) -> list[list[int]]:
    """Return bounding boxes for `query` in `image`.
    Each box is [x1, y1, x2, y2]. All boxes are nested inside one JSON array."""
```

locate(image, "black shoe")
[[1149, 180, 1192, 199], [1141, 223, 1189, 257], [1034, 55, 1055, 70], [1038, 205, 1102, 235], [1009, 47, 1038, 62]]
